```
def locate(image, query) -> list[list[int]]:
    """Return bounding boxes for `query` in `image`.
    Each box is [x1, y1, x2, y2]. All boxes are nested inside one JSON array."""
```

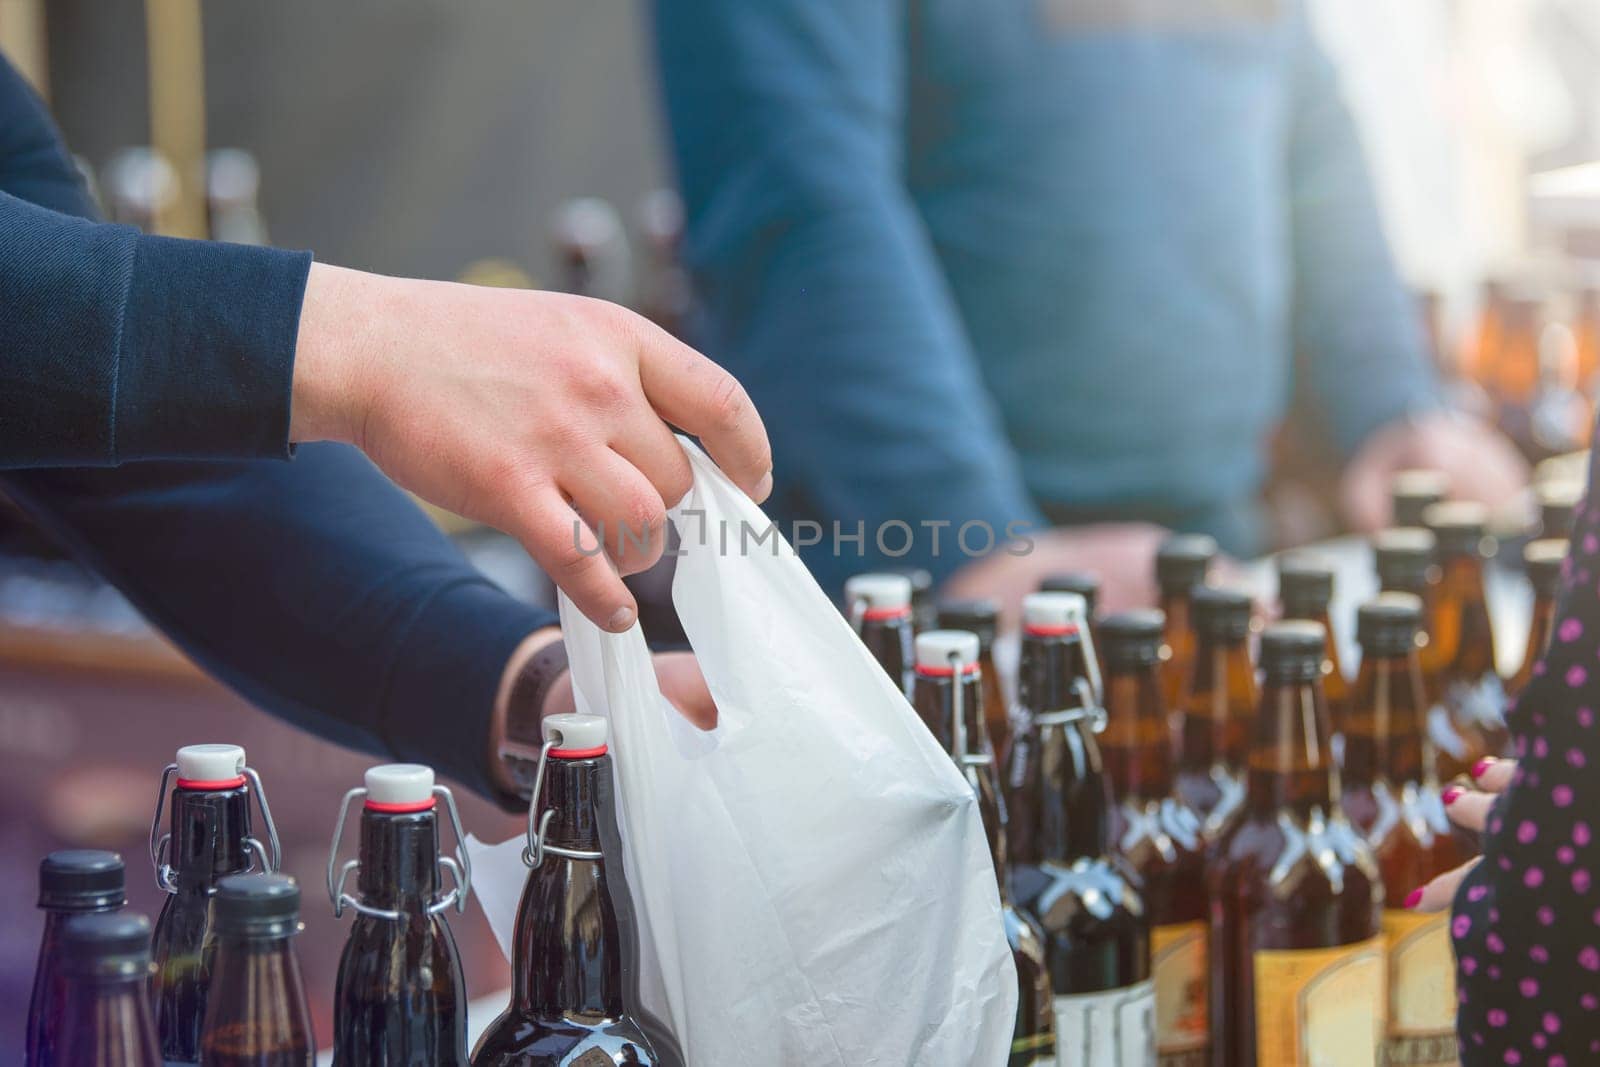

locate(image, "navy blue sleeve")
[[652, 0, 1044, 591]]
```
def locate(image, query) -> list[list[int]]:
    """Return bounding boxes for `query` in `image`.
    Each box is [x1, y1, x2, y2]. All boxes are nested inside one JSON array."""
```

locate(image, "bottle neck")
[[169, 787, 252, 891], [1018, 631, 1092, 714], [204, 933, 312, 1058], [356, 808, 441, 912], [1248, 677, 1337, 817], [59, 970, 159, 1066], [1100, 662, 1171, 801], [1177, 637, 1255, 773], [860, 616, 912, 690], [912, 670, 1008, 898], [1439, 553, 1496, 671]]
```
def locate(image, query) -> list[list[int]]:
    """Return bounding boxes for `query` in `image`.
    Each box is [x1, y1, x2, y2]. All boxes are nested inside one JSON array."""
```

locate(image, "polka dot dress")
[[1452, 453, 1600, 1063]]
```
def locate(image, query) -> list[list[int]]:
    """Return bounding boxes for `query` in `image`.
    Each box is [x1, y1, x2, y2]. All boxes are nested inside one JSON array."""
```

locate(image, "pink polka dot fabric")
[[1452, 463, 1600, 1062]]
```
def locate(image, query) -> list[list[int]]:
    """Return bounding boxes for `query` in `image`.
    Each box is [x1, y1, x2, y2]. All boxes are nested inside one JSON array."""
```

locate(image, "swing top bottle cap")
[[1525, 538, 1569, 596], [59, 912, 152, 978], [364, 764, 435, 809], [38, 849, 126, 911], [915, 630, 980, 672], [936, 599, 999, 648], [1039, 572, 1101, 616], [213, 873, 301, 938], [1423, 500, 1488, 554], [175, 743, 246, 786], [543, 713, 609, 755], [1156, 534, 1217, 593], [1191, 586, 1253, 642], [844, 573, 913, 613], [1022, 591, 1087, 635], [1391, 468, 1449, 500]]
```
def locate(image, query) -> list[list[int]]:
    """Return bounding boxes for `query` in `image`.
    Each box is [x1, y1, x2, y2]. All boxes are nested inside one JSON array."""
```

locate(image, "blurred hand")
[[290, 263, 772, 632], [1340, 411, 1528, 534], [540, 649, 717, 731], [1409, 756, 1515, 911], [943, 523, 1173, 624]]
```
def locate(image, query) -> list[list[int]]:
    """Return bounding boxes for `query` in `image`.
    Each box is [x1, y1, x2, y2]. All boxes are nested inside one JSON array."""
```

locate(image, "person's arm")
[[652, 0, 1043, 590]]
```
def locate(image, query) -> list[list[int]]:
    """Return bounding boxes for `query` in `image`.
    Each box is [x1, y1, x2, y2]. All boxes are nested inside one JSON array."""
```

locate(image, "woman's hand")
[[1408, 757, 1517, 911]]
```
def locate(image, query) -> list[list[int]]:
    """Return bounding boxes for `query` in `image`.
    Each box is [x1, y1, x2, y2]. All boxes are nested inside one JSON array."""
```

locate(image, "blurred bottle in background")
[[635, 189, 692, 337], [54, 913, 161, 1067], [1155, 535, 1216, 713], [1390, 469, 1449, 529], [1276, 556, 1347, 744], [199, 874, 315, 1066], [551, 197, 633, 306], [936, 599, 1010, 762], [1174, 587, 1256, 843], [1511, 538, 1570, 699], [102, 147, 178, 233], [26, 850, 126, 1067], [206, 149, 269, 246], [845, 573, 915, 696]]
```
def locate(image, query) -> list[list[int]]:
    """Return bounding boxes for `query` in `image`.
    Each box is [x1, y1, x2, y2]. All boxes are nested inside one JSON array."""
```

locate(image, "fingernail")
[[1403, 887, 1424, 910], [753, 470, 773, 502], [1472, 757, 1496, 779], [1443, 786, 1464, 806], [607, 605, 636, 632]]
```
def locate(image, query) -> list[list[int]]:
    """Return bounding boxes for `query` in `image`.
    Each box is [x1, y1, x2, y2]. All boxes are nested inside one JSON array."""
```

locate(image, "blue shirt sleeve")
[[652, 0, 1044, 591], [1286, 5, 1442, 458]]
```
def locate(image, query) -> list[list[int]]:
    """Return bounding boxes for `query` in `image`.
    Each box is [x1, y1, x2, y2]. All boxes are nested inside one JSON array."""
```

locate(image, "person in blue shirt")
[[0, 55, 770, 802], [652, 0, 1527, 612]]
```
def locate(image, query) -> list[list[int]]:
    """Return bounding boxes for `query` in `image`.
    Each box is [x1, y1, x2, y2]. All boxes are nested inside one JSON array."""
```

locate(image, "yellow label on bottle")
[[1382, 910, 1459, 1066], [1152, 921, 1209, 1064], [1253, 935, 1385, 1067]]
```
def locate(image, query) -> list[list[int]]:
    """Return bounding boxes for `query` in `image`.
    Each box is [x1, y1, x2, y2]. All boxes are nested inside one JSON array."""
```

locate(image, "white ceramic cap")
[[915, 630, 980, 671], [364, 764, 434, 806], [1423, 499, 1489, 528], [1538, 479, 1584, 508], [844, 573, 912, 610], [1022, 591, 1087, 630], [543, 713, 609, 751], [1391, 469, 1450, 497], [176, 744, 245, 782]]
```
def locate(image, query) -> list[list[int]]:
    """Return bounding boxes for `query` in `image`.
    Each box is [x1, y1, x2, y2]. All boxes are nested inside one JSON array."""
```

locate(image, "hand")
[[290, 263, 773, 632], [1408, 756, 1515, 911], [540, 650, 717, 731], [1339, 411, 1528, 534], [943, 523, 1173, 624]]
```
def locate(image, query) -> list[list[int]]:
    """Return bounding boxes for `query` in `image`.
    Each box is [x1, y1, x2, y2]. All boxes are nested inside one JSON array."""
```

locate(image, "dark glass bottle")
[[1342, 595, 1467, 1067], [1039, 571, 1101, 623], [912, 630, 1055, 1066], [27, 850, 127, 1067], [331, 764, 469, 1066], [54, 912, 161, 1067], [1538, 480, 1581, 540], [1276, 555, 1348, 743], [199, 874, 315, 1065], [889, 565, 937, 633], [1004, 593, 1154, 1065], [1422, 501, 1508, 777], [1099, 611, 1209, 1066], [937, 599, 1010, 762], [473, 714, 683, 1066], [1374, 527, 1446, 697], [1209, 622, 1384, 1067], [845, 572, 914, 695], [1510, 538, 1569, 699], [1156, 534, 1216, 713], [1389, 470, 1447, 529], [149, 744, 279, 1065], [1174, 587, 1256, 842]]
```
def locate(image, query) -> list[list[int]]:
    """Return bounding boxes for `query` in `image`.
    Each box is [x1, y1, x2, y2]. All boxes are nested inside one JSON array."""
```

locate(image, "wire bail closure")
[[148, 762, 283, 894], [326, 785, 472, 921], [522, 739, 604, 868], [1031, 615, 1107, 733]]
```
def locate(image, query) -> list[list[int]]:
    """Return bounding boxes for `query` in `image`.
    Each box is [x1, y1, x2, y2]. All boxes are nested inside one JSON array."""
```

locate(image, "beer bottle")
[[889, 565, 937, 633], [1209, 622, 1385, 1067], [1040, 571, 1101, 623], [1578, 281, 1600, 391], [635, 188, 691, 337], [844, 573, 914, 695], [27, 850, 127, 1067], [473, 714, 683, 1066], [53, 912, 161, 1067], [1389, 470, 1448, 530], [1276, 556, 1347, 739], [329, 764, 471, 1065], [1510, 538, 1568, 699], [1099, 611, 1208, 1067], [1421, 501, 1508, 777], [148, 744, 281, 1064], [1004, 593, 1154, 1066], [1174, 587, 1256, 840], [1156, 535, 1216, 712], [912, 631, 1055, 1066], [1537, 479, 1581, 540], [199, 874, 315, 1065], [936, 599, 1010, 761], [1342, 595, 1466, 1067]]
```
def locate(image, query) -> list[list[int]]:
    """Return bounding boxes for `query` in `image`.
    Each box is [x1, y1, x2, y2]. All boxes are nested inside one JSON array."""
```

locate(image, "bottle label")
[[1008, 1029, 1057, 1066], [1054, 980, 1157, 1067], [1382, 910, 1459, 1066], [1253, 935, 1385, 1067], [1152, 921, 1209, 1064]]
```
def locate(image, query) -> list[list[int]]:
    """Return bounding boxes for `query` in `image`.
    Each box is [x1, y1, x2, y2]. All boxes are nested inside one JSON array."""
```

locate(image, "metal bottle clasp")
[[522, 739, 603, 869], [147, 762, 283, 894], [325, 785, 472, 921]]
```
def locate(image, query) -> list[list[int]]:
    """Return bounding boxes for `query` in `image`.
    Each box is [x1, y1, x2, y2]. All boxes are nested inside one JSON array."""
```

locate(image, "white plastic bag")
[[472, 438, 1015, 1066]]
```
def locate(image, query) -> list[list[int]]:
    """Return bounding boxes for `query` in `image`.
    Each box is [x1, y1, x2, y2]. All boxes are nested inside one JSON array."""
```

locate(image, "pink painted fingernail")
[[1472, 757, 1496, 779], [1403, 887, 1424, 910], [1443, 786, 1464, 806]]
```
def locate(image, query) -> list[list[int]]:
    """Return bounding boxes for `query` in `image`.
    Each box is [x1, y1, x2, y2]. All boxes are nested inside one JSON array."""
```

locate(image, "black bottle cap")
[[1259, 621, 1327, 684], [1423, 500, 1488, 557], [59, 912, 151, 978], [1278, 555, 1335, 618], [1374, 528, 1438, 591], [38, 850, 126, 912], [1525, 538, 1569, 598], [213, 873, 302, 939], [1099, 610, 1165, 671], [1155, 535, 1217, 595], [936, 599, 998, 650], [1191, 586, 1253, 643], [1390, 469, 1449, 528], [1038, 572, 1101, 617], [1356, 593, 1423, 657]]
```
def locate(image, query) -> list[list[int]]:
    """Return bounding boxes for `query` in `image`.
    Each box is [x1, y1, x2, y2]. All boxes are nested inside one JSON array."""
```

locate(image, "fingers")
[[634, 325, 773, 502], [610, 417, 696, 510], [1470, 756, 1517, 793], [1408, 858, 1482, 914], [1443, 784, 1495, 833], [652, 651, 718, 730], [561, 452, 669, 577], [512, 490, 638, 632]]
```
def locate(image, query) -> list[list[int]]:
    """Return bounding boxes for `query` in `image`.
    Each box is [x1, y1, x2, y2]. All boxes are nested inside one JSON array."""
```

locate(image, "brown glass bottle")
[[1100, 611, 1209, 1067], [473, 714, 682, 1066], [199, 874, 315, 1066], [1156, 535, 1217, 713], [1538, 480, 1581, 540], [1342, 595, 1467, 1066], [27, 851, 127, 1067], [1040, 571, 1101, 624], [54, 912, 161, 1067], [937, 599, 1011, 763], [913, 630, 1055, 1066], [1422, 501, 1508, 777], [1004, 593, 1154, 1065], [845, 573, 914, 695], [1389, 470, 1448, 530], [1174, 587, 1256, 842], [889, 565, 937, 633], [1277, 555, 1348, 740], [331, 765, 467, 1066], [1510, 538, 1569, 699], [1209, 622, 1384, 1067]]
